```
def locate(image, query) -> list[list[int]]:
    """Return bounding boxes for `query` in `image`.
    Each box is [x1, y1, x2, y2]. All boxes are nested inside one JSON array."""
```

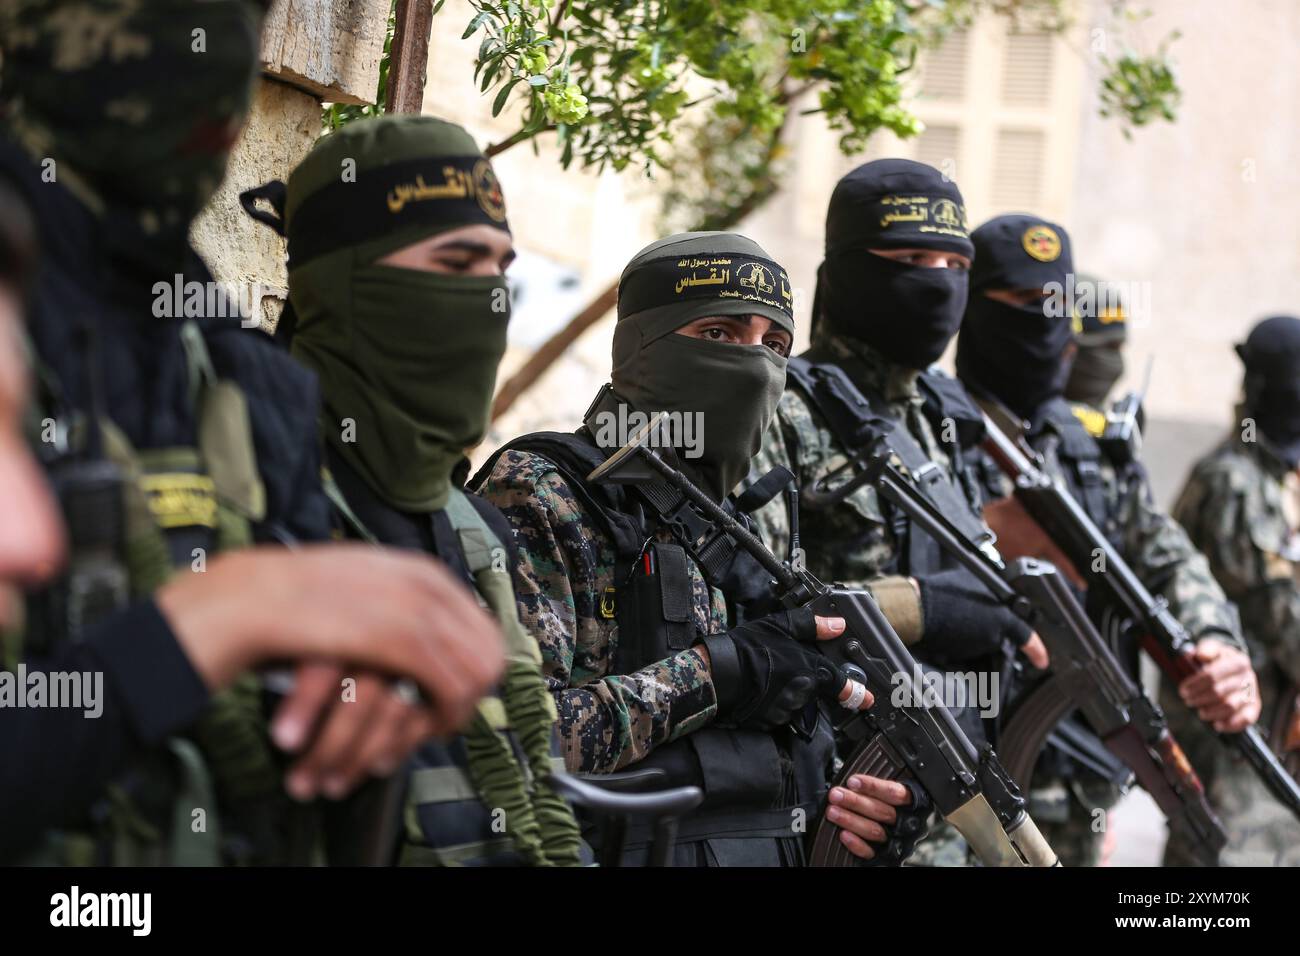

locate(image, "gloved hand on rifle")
[[916, 568, 1050, 669], [697, 607, 871, 732]]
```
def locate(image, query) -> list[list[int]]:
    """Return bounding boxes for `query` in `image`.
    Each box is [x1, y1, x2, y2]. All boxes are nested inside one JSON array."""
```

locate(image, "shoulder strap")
[[444, 487, 506, 576], [918, 369, 986, 451], [1037, 398, 1113, 532]]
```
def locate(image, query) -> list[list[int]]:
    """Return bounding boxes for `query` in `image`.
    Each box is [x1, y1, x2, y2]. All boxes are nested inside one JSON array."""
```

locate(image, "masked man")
[[0, 0, 503, 864], [474, 232, 924, 866], [1169, 314, 1300, 866], [748, 160, 1050, 865], [955, 213, 1259, 865], [252, 114, 584, 866], [1064, 272, 1129, 408]]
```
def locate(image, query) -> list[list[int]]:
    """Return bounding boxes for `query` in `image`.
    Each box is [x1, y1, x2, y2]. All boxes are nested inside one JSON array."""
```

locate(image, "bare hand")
[[1178, 639, 1261, 733], [825, 774, 913, 861], [157, 545, 506, 768]]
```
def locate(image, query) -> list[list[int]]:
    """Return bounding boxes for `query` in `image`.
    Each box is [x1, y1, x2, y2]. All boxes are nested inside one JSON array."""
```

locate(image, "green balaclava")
[[276, 116, 512, 513], [0, 0, 268, 270], [607, 232, 794, 501], [1064, 272, 1129, 407]]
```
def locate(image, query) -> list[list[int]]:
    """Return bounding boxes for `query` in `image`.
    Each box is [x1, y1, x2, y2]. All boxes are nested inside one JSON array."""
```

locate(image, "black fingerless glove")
[[918, 567, 1032, 662], [864, 779, 934, 867], [700, 607, 842, 731]]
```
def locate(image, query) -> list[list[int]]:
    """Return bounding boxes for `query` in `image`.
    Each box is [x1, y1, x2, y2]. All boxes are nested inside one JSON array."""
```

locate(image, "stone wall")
[[190, 0, 391, 331]]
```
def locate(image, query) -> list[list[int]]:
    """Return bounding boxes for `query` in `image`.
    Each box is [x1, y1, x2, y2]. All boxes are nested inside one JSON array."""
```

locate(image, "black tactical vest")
[[473, 431, 836, 867]]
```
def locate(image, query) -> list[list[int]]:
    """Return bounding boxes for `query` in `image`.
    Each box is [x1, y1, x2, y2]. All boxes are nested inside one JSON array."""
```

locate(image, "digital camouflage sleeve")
[[476, 448, 723, 773]]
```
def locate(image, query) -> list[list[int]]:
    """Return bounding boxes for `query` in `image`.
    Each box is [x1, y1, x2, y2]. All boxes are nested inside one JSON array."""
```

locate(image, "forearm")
[[554, 646, 716, 773]]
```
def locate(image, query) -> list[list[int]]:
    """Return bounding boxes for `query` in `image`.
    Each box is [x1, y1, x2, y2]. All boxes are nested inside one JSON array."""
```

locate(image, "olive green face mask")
[[611, 329, 786, 502], [293, 258, 509, 513]]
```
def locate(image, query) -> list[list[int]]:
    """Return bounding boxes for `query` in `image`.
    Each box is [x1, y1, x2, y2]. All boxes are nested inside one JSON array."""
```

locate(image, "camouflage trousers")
[[1163, 751, 1300, 867], [1161, 678, 1300, 867]]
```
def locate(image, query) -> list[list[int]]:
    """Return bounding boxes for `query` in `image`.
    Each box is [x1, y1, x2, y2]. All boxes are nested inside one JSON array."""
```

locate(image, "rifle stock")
[[980, 412, 1300, 825]]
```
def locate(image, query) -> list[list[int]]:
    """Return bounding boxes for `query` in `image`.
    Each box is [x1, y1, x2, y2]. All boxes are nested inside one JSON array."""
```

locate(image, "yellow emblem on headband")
[[472, 159, 507, 222], [1022, 225, 1061, 262], [736, 261, 775, 296]]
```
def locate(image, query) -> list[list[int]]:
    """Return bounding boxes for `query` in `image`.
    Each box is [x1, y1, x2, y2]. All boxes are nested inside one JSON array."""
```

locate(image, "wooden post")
[[386, 0, 434, 114]]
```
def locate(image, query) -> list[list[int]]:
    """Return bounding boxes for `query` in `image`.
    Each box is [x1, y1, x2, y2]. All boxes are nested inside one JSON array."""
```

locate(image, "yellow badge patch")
[[1023, 224, 1061, 262], [472, 159, 507, 223], [1070, 403, 1106, 437], [140, 473, 218, 529]]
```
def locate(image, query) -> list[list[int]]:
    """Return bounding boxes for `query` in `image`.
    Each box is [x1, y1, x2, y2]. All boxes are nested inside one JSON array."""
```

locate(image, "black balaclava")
[[606, 232, 795, 502], [956, 214, 1076, 421], [816, 158, 974, 368], [1237, 315, 1300, 468]]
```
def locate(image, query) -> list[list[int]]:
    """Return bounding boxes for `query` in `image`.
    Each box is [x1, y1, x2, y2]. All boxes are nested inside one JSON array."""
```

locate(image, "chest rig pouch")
[[1032, 399, 1128, 552], [17, 320, 278, 867], [326, 463, 582, 867], [473, 423, 835, 866], [785, 357, 989, 577]]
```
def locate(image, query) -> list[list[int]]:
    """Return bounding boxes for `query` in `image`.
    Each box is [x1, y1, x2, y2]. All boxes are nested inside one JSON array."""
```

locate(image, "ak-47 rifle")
[[588, 415, 1059, 868], [980, 410, 1300, 823], [839, 444, 1227, 865]]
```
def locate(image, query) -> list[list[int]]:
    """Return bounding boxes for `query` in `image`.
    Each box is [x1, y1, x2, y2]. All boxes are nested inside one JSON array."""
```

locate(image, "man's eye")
[[949, 260, 969, 271], [764, 340, 789, 357], [702, 327, 727, 340]]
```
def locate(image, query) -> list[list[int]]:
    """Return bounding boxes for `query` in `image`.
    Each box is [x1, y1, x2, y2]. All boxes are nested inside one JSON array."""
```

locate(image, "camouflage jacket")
[[976, 399, 1243, 651], [1172, 431, 1300, 688], [747, 333, 973, 639], [476, 448, 722, 774]]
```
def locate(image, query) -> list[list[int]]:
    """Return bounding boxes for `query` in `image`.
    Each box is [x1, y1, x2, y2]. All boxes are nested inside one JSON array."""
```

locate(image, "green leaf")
[[462, 10, 490, 39], [492, 77, 521, 116]]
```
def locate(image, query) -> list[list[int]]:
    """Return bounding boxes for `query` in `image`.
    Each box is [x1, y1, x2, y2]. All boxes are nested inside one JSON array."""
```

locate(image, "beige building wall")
[[418, 1, 1297, 487], [1068, 0, 1300, 499]]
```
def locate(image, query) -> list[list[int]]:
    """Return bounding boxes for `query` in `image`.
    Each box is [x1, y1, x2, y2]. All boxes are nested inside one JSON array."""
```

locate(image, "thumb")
[[815, 616, 847, 641], [1194, 638, 1223, 662]]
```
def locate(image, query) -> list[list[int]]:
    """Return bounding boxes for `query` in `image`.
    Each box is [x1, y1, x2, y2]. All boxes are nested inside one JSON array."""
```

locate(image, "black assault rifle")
[[836, 444, 1228, 865], [981, 411, 1300, 823], [588, 415, 1059, 867]]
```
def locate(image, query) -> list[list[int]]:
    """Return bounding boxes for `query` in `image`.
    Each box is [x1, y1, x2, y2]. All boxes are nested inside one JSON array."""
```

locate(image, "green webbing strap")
[[444, 489, 583, 866], [321, 467, 380, 544], [165, 738, 222, 867], [179, 320, 218, 408], [408, 766, 481, 805], [443, 490, 498, 574]]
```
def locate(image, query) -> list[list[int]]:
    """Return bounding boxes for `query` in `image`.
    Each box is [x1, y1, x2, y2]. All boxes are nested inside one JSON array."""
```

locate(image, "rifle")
[[588, 415, 1059, 867], [848, 444, 1227, 865], [981, 411, 1300, 823]]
